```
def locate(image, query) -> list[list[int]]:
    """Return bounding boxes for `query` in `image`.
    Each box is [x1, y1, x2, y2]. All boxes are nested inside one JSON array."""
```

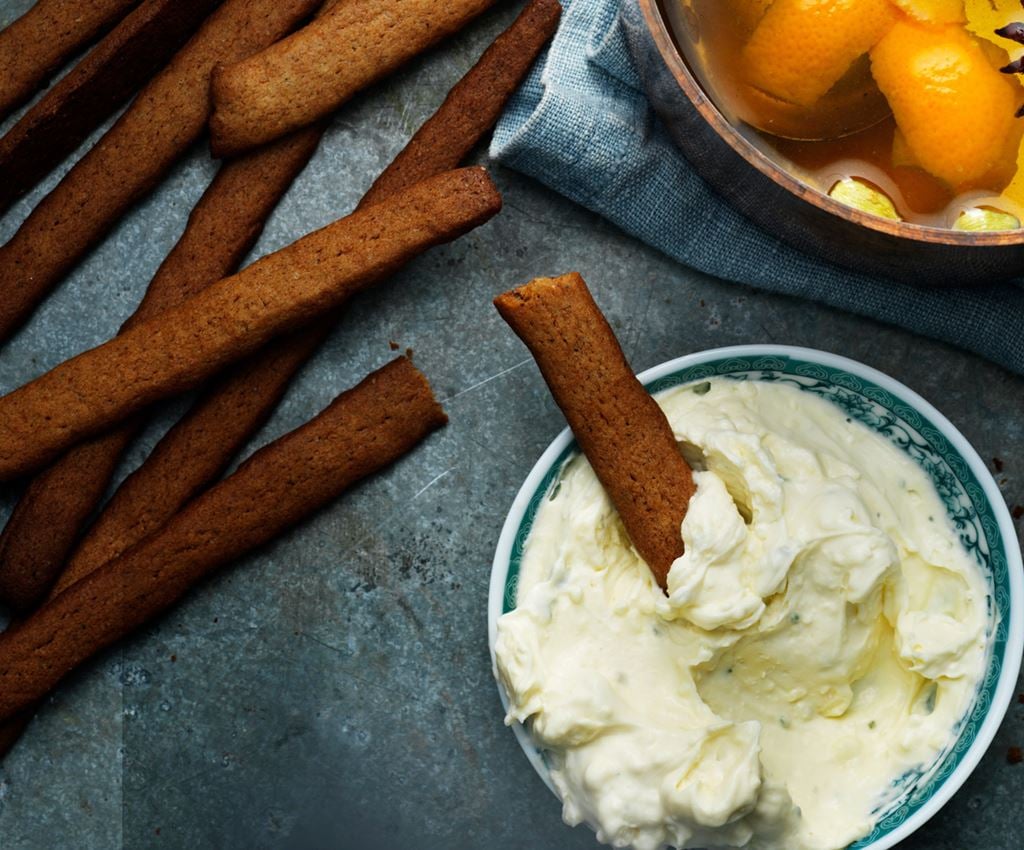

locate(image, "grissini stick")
[[49, 1, 558, 598], [0, 0, 323, 343], [0, 357, 447, 724], [0, 167, 500, 481], [494, 273, 695, 589], [0, 0, 224, 215], [208, 0, 495, 156], [0, 128, 324, 612], [0, 0, 140, 121]]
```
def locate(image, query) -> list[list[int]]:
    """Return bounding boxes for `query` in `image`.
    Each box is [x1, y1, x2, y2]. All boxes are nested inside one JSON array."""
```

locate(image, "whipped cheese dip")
[[494, 378, 990, 850]]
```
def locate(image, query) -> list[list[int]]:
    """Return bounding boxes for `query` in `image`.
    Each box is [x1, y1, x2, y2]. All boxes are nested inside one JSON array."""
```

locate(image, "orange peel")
[[890, 0, 965, 24], [742, 0, 898, 108], [965, 0, 1024, 207], [870, 19, 1017, 186]]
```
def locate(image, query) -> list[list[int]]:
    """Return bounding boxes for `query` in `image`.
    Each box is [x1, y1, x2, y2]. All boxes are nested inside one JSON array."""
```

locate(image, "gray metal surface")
[[0, 3, 1021, 849]]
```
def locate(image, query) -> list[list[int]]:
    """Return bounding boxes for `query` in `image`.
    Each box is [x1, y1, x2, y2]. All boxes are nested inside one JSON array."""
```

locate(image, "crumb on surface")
[[1008, 747, 1023, 765], [1012, 505, 1023, 521], [993, 457, 1004, 472], [389, 340, 399, 350]]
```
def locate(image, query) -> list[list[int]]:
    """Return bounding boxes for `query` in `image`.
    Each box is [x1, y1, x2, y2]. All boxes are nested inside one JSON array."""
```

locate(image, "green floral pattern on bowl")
[[500, 353, 1011, 850]]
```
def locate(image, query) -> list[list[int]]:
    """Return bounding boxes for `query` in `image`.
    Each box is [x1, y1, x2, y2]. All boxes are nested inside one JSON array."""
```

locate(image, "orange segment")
[[742, 0, 898, 107], [870, 20, 1017, 186]]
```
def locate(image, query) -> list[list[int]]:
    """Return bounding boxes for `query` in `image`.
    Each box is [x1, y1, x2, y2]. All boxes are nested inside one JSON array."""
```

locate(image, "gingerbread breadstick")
[[52, 330, 327, 596], [494, 274, 695, 589], [0, 128, 324, 613], [0, 357, 447, 724], [209, 0, 495, 156], [52, 2, 557, 597], [0, 0, 322, 343], [0, 0, 223, 215], [0, 167, 500, 481], [0, 0, 139, 121]]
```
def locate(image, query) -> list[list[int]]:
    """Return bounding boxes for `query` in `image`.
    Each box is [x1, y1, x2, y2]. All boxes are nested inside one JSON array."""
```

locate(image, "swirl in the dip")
[[495, 378, 989, 850]]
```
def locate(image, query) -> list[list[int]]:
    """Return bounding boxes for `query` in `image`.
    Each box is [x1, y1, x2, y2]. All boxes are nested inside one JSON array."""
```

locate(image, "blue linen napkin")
[[490, 0, 1024, 377]]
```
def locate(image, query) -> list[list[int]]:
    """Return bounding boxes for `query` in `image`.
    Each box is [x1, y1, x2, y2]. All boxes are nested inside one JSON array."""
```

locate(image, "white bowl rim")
[[487, 343, 1024, 849]]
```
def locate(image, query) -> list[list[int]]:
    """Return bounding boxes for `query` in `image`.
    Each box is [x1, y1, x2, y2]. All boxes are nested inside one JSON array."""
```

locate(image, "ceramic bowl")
[[488, 344, 1024, 849], [622, 0, 1024, 285]]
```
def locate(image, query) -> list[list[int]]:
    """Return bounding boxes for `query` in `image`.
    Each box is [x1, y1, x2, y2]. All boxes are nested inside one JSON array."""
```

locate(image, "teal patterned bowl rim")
[[488, 344, 1023, 850]]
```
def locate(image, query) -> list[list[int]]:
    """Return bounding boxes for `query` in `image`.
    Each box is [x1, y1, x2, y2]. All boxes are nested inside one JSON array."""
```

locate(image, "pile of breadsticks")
[[0, 0, 561, 759]]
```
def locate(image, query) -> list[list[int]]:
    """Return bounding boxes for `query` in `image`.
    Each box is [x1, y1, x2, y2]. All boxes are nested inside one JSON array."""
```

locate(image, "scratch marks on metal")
[[413, 468, 454, 500], [440, 358, 532, 404]]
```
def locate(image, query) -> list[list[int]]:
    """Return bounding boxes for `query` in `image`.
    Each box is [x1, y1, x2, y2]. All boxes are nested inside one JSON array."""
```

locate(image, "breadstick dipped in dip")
[[494, 273, 695, 589]]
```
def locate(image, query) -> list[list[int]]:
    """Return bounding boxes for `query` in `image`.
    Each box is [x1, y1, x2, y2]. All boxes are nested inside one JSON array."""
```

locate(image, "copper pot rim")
[[639, 0, 1024, 249]]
